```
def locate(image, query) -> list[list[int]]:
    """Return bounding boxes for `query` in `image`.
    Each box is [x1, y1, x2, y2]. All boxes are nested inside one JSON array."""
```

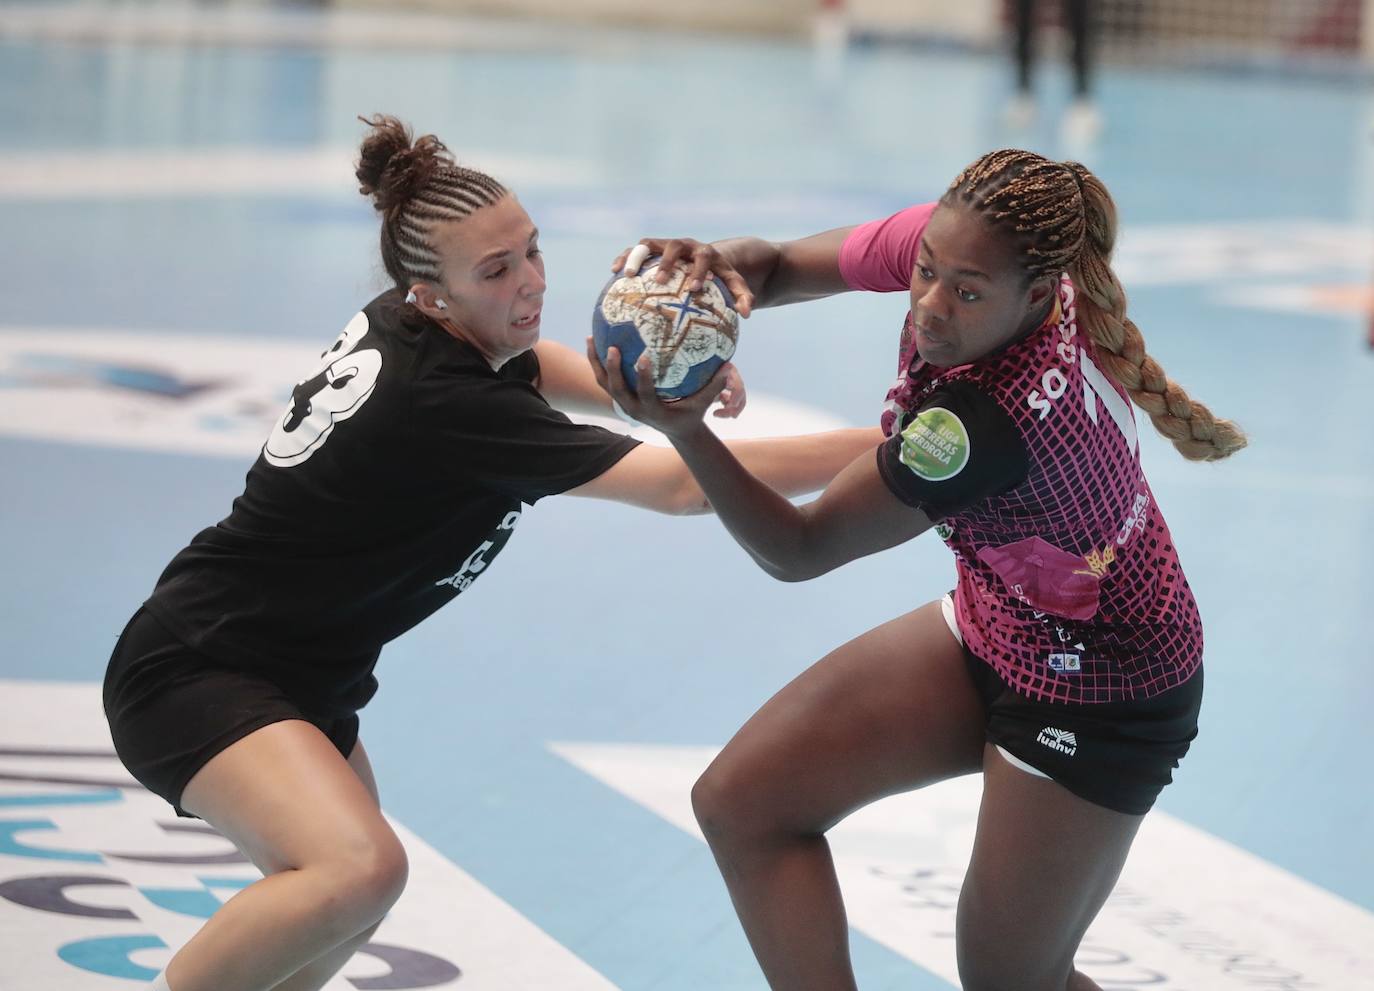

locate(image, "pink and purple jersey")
[[841, 205, 1203, 705]]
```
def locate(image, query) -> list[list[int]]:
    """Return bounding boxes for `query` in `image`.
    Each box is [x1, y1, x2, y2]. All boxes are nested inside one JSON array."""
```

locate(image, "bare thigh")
[[180, 720, 397, 878], [956, 745, 1144, 991], [345, 738, 381, 807], [694, 601, 989, 839]]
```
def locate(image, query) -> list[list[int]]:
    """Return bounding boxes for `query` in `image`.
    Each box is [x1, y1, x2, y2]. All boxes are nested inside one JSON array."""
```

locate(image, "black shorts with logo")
[[103, 608, 360, 817], [963, 651, 1203, 816]]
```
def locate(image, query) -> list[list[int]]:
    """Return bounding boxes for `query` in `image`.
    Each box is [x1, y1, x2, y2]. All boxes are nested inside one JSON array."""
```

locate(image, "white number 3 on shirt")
[[264, 311, 383, 467]]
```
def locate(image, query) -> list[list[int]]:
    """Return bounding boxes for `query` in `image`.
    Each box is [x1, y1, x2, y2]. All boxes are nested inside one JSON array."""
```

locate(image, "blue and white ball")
[[592, 257, 740, 400]]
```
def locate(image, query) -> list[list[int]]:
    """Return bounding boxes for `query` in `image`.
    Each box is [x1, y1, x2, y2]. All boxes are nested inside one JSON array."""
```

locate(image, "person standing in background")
[[1007, 0, 1101, 144]]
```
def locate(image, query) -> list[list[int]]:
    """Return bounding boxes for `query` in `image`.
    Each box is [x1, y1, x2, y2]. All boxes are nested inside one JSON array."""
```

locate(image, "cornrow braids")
[[355, 114, 508, 290], [943, 149, 1246, 462]]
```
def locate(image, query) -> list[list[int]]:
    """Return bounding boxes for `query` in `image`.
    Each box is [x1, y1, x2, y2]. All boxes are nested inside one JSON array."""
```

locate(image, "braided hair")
[[943, 149, 1246, 462], [355, 114, 508, 290]]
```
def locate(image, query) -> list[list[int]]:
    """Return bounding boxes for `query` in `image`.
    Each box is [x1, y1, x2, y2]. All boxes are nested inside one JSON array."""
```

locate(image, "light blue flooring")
[[1, 7, 1371, 988]]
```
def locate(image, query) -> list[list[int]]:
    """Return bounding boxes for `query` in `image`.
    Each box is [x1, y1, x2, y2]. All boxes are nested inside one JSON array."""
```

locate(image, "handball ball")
[[592, 257, 740, 400]]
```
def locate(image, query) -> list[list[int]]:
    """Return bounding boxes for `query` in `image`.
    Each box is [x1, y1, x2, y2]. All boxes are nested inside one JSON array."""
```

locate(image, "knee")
[[320, 828, 409, 929], [955, 958, 1013, 991], [350, 829, 409, 915], [691, 759, 773, 849], [351, 915, 385, 949], [956, 905, 1072, 991], [956, 965, 1072, 991]]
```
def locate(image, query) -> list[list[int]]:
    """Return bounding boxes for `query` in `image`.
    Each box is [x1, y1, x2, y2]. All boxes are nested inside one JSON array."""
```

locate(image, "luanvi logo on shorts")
[[898, 407, 969, 481], [1037, 727, 1078, 756]]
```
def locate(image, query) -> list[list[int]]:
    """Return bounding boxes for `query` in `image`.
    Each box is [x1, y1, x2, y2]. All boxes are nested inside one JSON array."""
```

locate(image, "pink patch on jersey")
[[976, 536, 1101, 621]]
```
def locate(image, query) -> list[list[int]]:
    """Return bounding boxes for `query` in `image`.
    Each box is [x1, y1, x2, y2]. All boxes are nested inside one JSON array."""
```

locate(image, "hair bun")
[[355, 114, 453, 213]]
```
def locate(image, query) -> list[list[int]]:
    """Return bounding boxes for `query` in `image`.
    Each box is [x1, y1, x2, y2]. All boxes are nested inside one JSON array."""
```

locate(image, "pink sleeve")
[[838, 202, 937, 293]]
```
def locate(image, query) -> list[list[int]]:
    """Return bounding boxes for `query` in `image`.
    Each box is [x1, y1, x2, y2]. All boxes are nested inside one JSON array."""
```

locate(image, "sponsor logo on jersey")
[[1036, 727, 1078, 756], [898, 407, 969, 481], [1047, 652, 1082, 672], [1075, 544, 1117, 579], [435, 510, 522, 592], [1116, 491, 1151, 546]]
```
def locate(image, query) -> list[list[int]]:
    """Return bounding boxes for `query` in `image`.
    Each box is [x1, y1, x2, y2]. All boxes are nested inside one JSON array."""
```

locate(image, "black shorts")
[[959, 633, 1202, 817], [103, 608, 360, 817]]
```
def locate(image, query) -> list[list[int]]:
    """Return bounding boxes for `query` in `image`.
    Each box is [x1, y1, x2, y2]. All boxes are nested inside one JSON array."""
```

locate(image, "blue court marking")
[[0, 13, 1370, 990]]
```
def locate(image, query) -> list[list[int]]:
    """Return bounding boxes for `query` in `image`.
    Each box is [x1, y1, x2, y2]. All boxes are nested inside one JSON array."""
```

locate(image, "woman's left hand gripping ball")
[[586, 337, 737, 439]]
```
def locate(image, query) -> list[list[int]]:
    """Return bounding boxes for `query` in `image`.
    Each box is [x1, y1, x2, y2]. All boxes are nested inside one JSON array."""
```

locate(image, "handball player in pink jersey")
[[596, 149, 1246, 991]]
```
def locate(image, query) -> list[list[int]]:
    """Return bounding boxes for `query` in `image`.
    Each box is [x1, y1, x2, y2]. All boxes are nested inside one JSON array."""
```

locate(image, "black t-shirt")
[[143, 289, 639, 716], [876, 379, 1029, 521]]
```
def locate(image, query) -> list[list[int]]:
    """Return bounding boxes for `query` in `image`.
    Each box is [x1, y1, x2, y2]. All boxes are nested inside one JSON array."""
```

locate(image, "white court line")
[[0, 3, 616, 52], [0, 681, 618, 990], [0, 326, 853, 458], [552, 742, 1374, 991], [0, 148, 597, 200], [0, 148, 1368, 303], [1211, 283, 1374, 316], [2, 325, 1371, 501], [1115, 223, 1374, 286]]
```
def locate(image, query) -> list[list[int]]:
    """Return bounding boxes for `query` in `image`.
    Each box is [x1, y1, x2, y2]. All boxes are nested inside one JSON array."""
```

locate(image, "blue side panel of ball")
[[590, 262, 738, 400], [591, 289, 650, 393]]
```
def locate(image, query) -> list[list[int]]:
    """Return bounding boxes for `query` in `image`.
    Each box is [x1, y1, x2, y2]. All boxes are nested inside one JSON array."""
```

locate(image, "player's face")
[[909, 204, 1056, 368], [432, 194, 546, 367]]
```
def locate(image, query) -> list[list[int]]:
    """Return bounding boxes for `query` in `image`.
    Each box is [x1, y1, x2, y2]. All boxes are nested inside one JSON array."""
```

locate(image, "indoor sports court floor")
[[2, 4, 1372, 988]]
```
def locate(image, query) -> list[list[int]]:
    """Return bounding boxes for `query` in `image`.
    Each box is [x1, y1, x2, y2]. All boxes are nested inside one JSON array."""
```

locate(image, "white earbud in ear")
[[405, 291, 417, 305], [435, 299, 448, 311]]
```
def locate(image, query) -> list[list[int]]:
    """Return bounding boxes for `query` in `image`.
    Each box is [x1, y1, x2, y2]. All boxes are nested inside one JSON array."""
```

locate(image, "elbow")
[[662, 478, 713, 517], [763, 521, 828, 582], [676, 494, 713, 517], [650, 490, 711, 517], [760, 557, 821, 583], [764, 537, 835, 583]]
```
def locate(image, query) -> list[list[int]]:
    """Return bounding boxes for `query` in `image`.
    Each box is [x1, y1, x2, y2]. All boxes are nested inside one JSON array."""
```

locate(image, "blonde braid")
[[945, 151, 1247, 462], [1062, 162, 1246, 461]]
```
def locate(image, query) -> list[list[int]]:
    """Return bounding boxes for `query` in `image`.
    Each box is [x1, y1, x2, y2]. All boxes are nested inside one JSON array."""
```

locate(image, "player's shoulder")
[[887, 201, 938, 231], [883, 374, 1030, 509], [846, 202, 939, 257], [916, 374, 1019, 432], [921, 375, 999, 409], [905, 375, 1023, 442], [409, 347, 545, 436]]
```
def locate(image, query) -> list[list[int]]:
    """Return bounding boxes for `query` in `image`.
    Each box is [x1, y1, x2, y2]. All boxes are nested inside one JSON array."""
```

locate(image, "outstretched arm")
[[672, 426, 933, 579], [535, 338, 745, 419], [560, 339, 883, 517], [594, 346, 933, 574], [565, 425, 886, 518], [611, 225, 859, 315], [532, 338, 616, 416]]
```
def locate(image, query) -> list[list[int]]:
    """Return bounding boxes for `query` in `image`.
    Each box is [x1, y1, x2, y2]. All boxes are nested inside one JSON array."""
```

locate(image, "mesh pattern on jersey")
[[882, 276, 1202, 704]]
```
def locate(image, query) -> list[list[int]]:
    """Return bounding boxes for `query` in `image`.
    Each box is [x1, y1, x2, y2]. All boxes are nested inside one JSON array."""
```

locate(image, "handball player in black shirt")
[[104, 114, 880, 991]]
